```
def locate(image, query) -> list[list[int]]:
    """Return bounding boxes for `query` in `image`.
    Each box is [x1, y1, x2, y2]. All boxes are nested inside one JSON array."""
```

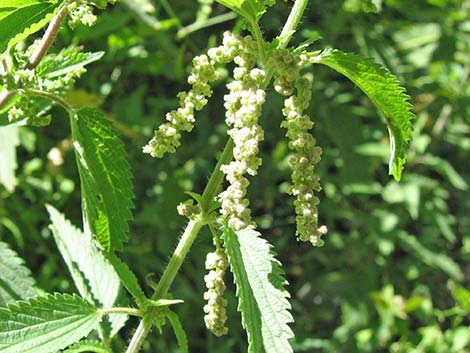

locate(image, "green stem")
[[152, 139, 234, 300], [152, 219, 204, 299], [277, 0, 309, 49], [250, 20, 267, 65], [125, 1, 310, 351], [125, 140, 234, 353], [125, 317, 153, 353], [24, 89, 72, 111], [201, 139, 235, 204], [99, 307, 143, 317], [264, 0, 310, 86]]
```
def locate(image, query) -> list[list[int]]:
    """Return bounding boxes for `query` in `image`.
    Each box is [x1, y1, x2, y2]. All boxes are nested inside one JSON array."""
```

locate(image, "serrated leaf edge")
[[223, 225, 294, 353], [311, 48, 415, 180], [0, 1, 63, 59]]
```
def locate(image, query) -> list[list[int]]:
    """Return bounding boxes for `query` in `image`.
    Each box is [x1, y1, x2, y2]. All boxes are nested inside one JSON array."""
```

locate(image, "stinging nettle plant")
[[0, 0, 414, 352]]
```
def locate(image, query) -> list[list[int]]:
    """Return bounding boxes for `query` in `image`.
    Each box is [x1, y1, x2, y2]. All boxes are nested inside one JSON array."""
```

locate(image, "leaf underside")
[[223, 226, 294, 353], [46, 205, 127, 339], [0, 293, 101, 353], [70, 108, 134, 252], [0, 241, 37, 306], [0, 0, 63, 58], [312, 49, 415, 181]]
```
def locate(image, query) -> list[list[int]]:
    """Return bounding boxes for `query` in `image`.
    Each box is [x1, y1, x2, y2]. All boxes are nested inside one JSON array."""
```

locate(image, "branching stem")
[[125, 1, 311, 351], [277, 0, 309, 49]]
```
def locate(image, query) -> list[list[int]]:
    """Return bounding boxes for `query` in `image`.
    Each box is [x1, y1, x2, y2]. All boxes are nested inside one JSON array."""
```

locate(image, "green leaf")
[[397, 232, 463, 281], [0, 293, 101, 353], [166, 310, 189, 353], [223, 226, 294, 353], [0, 241, 37, 306], [214, 0, 274, 22], [36, 47, 105, 79], [63, 339, 112, 353], [103, 252, 147, 305], [0, 0, 63, 58], [70, 108, 134, 252], [311, 49, 415, 181], [0, 124, 20, 192], [46, 205, 126, 338]]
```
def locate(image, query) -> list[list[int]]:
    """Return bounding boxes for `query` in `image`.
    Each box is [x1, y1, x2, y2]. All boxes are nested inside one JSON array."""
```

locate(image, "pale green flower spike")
[[203, 240, 229, 336], [143, 54, 219, 157], [218, 35, 266, 231], [145, 31, 326, 244], [281, 74, 327, 246]]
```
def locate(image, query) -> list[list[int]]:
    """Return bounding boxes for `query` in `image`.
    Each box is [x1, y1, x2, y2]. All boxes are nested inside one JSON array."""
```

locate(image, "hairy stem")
[[125, 140, 234, 353], [125, 317, 153, 353], [28, 5, 69, 69], [277, 0, 309, 49], [153, 139, 235, 300], [125, 1, 311, 351], [153, 219, 205, 299], [99, 307, 143, 317]]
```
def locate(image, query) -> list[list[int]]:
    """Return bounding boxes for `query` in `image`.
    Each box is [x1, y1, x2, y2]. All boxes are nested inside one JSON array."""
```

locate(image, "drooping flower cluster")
[[273, 50, 327, 246], [143, 54, 219, 157], [144, 31, 326, 245], [217, 36, 266, 230], [203, 237, 229, 336]]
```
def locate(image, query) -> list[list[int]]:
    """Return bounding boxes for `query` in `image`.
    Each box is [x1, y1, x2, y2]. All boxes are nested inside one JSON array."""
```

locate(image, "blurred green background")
[[0, 0, 469, 352]]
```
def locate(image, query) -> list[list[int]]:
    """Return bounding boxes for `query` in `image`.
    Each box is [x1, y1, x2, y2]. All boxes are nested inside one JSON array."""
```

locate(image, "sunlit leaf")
[[311, 49, 415, 181], [0, 293, 101, 353], [223, 225, 294, 353], [47, 205, 126, 338], [70, 108, 134, 252], [0, 0, 63, 57]]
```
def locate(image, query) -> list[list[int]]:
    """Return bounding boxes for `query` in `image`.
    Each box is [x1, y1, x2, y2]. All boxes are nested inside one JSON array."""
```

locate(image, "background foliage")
[[0, 0, 469, 352]]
